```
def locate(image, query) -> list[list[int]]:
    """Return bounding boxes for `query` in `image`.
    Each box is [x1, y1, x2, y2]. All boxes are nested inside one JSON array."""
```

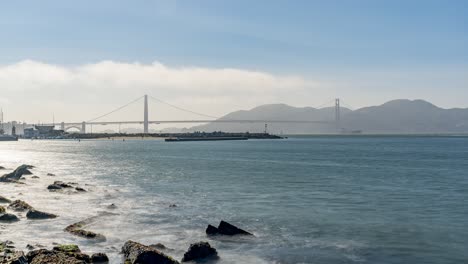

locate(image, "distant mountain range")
[[191, 99, 468, 134]]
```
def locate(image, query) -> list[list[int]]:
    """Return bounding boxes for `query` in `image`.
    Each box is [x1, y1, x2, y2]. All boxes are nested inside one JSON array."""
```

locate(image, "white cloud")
[[0, 60, 316, 122]]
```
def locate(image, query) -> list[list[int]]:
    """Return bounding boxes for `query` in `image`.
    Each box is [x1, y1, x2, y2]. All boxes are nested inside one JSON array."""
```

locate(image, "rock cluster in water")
[[0, 164, 256, 263]]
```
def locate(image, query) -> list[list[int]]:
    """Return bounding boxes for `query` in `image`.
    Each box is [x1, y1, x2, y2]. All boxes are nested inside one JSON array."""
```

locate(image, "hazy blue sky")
[[0, 0, 467, 123]]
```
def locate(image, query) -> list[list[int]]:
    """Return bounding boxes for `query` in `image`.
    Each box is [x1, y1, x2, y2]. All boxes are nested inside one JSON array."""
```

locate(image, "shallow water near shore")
[[1, 136, 468, 263]]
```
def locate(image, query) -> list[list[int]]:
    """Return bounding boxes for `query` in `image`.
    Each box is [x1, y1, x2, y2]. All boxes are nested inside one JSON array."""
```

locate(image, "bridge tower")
[[81, 121, 86, 134], [335, 98, 340, 132], [60, 122, 65, 131], [143, 94, 149, 134]]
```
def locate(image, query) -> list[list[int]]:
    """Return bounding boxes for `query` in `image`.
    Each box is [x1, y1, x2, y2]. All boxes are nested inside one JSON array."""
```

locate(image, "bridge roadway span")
[[46, 119, 331, 126]]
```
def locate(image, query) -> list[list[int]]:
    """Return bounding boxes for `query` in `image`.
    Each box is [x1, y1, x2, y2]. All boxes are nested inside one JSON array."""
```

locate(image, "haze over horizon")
[[0, 0, 467, 123]]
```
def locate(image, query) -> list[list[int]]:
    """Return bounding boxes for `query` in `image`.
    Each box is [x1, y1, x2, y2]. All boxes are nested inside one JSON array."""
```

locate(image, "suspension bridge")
[[44, 95, 346, 133]]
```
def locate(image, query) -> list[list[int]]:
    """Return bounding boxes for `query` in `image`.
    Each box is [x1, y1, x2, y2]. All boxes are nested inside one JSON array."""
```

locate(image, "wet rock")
[[47, 184, 62, 190], [46, 173, 55, 176], [205, 225, 219, 235], [206, 221, 253, 236], [106, 203, 117, 210], [53, 181, 73, 188], [182, 242, 218, 262], [27, 247, 90, 264], [8, 200, 33, 212], [149, 243, 169, 251], [25, 244, 46, 251], [65, 217, 106, 241], [91, 253, 109, 263], [53, 244, 81, 253], [75, 187, 86, 192], [0, 196, 11, 203], [0, 165, 34, 183], [0, 251, 27, 264], [0, 241, 27, 264], [0, 206, 5, 213], [0, 213, 20, 223], [122, 240, 179, 264], [0, 166, 5, 170], [31, 176, 40, 179], [26, 209, 57, 220], [169, 204, 177, 208]]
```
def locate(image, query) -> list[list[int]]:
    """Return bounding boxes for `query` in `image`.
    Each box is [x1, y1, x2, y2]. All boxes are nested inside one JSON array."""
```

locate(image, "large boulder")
[[26, 246, 91, 264], [122, 240, 179, 264], [206, 220, 253, 236], [26, 209, 57, 220], [8, 200, 33, 212], [182, 242, 218, 262], [0, 213, 20, 223]]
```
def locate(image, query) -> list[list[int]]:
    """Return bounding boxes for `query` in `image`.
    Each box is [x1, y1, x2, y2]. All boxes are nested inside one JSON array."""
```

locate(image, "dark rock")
[[122, 240, 179, 264], [26, 244, 46, 251], [206, 221, 253, 236], [0, 166, 5, 170], [106, 203, 117, 209], [217, 220, 253, 236], [0, 165, 34, 183], [8, 200, 33, 212], [182, 242, 218, 262], [0, 195, 11, 203], [47, 184, 62, 190], [0, 206, 5, 213], [205, 225, 219, 235], [46, 173, 55, 176], [26, 209, 57, 220], [169, 204, 177, 208], [75, 187, 86, 192], [31, 176, 40, 179], [91, 253, 109, 263], [53, 181, 73, 188], [0, 213, 20, 223], [26, 244, 35, 251]]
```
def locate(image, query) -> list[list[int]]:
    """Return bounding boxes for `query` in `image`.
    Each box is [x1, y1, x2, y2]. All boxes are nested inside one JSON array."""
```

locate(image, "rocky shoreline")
[[0, 164, 254, 264]]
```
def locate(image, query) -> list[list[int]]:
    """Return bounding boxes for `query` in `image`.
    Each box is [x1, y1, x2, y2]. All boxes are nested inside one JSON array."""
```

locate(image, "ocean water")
[[1, 136, 467, 263]]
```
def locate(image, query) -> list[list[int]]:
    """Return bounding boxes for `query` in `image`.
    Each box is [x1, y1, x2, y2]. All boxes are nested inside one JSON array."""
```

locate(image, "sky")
[[0, 0, 467, 124]]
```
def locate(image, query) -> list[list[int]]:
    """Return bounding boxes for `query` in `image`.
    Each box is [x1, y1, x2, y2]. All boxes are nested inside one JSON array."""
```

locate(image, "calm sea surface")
[[1, 136, 467, 263]]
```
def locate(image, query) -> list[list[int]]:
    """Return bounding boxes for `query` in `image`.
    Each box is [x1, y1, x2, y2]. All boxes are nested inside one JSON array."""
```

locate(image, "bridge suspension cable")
[[86, 95, 144, 122], [148, 95, 219, 119]]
